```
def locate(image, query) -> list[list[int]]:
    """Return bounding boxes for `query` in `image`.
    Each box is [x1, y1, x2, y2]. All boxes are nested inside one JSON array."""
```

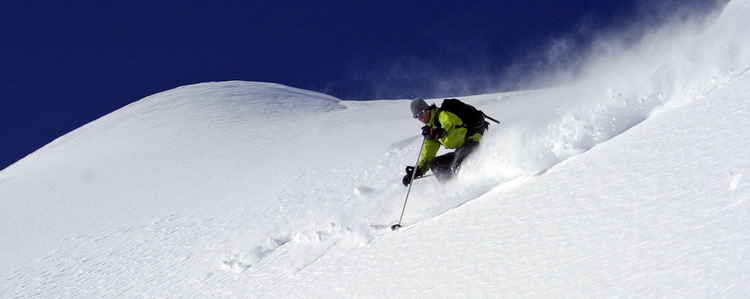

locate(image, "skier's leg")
[[429, 152, 455, 182], [451, 140, 479, 172]]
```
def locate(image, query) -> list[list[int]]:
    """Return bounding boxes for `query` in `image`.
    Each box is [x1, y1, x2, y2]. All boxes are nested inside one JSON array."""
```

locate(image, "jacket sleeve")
[[436, 111, 467, 149], [417, 138, 441, 174]]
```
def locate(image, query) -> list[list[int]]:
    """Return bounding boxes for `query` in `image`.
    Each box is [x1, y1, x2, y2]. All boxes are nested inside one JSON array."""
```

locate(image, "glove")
[[402, 166, 423, 186], [421, 126, 445, 140]]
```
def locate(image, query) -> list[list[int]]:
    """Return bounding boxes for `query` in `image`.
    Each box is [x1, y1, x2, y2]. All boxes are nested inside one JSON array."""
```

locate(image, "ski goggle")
[[413, 110, 426, 119]]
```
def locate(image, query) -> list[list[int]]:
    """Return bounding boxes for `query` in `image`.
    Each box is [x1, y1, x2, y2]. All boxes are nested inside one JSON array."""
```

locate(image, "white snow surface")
[[2, 1, 750, 297]]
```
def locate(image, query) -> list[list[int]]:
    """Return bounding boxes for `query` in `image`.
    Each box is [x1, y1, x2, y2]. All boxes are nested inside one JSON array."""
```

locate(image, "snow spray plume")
[[468, 0, 749, 185], [361, 53, 499, 100]]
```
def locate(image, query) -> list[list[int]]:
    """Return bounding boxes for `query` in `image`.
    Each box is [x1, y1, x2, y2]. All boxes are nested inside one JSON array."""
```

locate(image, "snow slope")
[[254, 66, 750, 298], [2, 0, 749, 297]]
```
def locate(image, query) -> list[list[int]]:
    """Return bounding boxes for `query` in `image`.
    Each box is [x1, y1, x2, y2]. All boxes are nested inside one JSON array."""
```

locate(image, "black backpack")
[[435, 98, 500, 135]]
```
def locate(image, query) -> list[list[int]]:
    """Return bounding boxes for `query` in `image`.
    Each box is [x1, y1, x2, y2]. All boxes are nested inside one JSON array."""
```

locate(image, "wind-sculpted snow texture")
[[2, 0, 750, 297]]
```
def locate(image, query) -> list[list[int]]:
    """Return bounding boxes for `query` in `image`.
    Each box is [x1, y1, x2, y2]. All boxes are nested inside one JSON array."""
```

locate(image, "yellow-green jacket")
[[417, 107, 483, 174]]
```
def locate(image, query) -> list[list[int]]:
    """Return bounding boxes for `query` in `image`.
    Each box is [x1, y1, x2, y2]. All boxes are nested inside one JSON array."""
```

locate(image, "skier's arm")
[[417, 138, 440, 174], [437, 111, 467, 149], [439, 111, 459, 131]]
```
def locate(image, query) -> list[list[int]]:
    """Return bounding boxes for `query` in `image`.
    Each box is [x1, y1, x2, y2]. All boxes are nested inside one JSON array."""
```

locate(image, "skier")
[[402, 98, 493, 186]]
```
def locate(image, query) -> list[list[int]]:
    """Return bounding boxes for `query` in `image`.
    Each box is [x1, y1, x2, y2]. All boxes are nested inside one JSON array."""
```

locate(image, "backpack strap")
[[434, 108, 441, 129]]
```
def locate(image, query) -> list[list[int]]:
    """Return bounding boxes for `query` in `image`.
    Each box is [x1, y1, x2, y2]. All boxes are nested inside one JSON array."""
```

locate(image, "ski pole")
[[391, 137, 426, 231], [482, 112, 501, 124]]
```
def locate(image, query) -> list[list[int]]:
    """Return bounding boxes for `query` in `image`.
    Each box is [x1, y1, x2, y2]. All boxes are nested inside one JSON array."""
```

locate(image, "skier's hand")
[[421, 126, 445, 140], [402, 166, 423, 186]]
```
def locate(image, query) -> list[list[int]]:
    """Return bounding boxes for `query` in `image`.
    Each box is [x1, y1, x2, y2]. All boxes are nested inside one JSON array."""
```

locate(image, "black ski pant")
[[428, 140, 479, 182]]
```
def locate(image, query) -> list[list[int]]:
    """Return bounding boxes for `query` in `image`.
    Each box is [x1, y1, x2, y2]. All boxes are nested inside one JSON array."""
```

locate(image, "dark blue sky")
[[1, 0, 720, 170]]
